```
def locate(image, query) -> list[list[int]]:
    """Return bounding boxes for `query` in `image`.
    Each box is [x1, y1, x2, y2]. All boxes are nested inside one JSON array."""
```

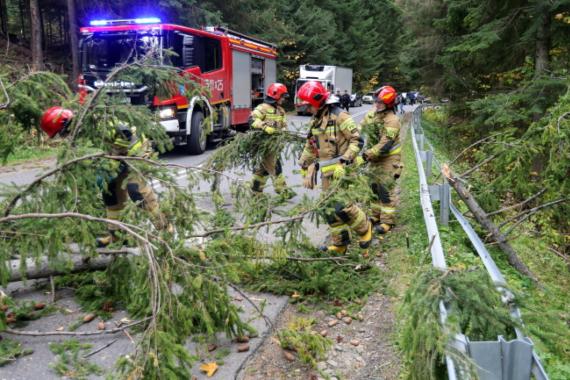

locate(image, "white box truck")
[[294, 65, 353, 115]]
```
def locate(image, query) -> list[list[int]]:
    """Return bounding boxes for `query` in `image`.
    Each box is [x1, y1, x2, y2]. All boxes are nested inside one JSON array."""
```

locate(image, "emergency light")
[[89, 17, 161, 26]]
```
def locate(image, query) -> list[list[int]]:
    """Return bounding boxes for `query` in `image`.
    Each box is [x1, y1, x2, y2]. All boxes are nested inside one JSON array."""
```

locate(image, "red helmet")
[[376, 86, 397, 106], [297, 81, 329, 109], [267, 83, 289, 100], [40, 106, 74, 138]]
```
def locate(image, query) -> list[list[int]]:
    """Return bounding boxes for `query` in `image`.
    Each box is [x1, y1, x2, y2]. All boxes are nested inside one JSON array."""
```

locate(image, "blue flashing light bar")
[[89, 20, 109, 26], [134, 17, 161, 24], [89, 18, 161, 27]]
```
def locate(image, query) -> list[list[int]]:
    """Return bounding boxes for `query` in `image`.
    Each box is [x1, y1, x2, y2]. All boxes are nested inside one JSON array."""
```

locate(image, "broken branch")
[[486, 189, 547, 217], [4, 318, 150, 337], [458, 153, 499, 179]]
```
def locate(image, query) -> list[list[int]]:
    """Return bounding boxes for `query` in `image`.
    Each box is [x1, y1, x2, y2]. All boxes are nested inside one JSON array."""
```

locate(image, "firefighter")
[[39, 106, 170, 247], [361, 86, 402, 234], [297, 81, 372, 254], [341, 90, 351, 112], [250, 83, 294, 198]]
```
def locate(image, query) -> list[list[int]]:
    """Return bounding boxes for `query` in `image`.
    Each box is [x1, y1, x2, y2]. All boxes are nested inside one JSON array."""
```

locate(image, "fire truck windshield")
[[81, 32, 162, 72]]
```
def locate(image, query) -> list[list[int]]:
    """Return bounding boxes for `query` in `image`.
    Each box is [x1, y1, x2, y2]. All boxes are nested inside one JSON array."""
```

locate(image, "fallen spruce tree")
[[0, 57, 385, 377]]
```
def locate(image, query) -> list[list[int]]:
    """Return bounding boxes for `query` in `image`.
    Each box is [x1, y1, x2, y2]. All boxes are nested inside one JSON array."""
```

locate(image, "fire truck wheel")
[[186, 111, 206, 155]]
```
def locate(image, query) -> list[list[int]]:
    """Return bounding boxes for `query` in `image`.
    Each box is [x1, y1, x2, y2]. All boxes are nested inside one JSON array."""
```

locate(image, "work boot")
[[319, 245, 348, 255], [373, 223, 392, 235], [358, 222, 373, 249], [96, 231, 119, 248]]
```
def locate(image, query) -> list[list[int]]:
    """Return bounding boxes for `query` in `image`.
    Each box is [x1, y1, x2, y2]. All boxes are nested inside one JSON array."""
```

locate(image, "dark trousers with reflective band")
[[252, 152, 287, 193], [102, 169, 166, 231], [369, 153, 402, 225], [321, 174, 370, 247]]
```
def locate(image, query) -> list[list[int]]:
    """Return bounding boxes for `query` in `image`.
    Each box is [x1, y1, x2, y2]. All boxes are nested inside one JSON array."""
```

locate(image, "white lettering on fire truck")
[[205, 80, 224, 92]]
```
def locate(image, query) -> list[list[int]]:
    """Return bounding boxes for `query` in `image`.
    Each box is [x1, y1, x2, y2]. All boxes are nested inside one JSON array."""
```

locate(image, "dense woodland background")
[[0, 0, 569, 248]]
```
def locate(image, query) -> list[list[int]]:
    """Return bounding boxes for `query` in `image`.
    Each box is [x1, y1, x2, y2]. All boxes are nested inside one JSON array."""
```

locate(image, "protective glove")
[[265, 126, 276, 135], [333, 163, 346, 179], [379, 139, 395, 155], [355, 156, 366, 167]]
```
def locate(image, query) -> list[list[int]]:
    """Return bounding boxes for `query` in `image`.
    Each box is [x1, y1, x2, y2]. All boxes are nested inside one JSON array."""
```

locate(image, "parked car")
[[350, 93, 363, 107], [362, 92, 375, 104]]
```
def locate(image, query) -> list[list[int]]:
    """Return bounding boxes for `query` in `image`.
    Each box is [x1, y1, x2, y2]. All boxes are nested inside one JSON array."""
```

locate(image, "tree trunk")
[[442, 165, 537, 282], [6, 251, 134, 282], [0, 0, 8, 36], [67, 0, 80, 89], [29, 0, 43, 70], [534, 4, 551, 78]]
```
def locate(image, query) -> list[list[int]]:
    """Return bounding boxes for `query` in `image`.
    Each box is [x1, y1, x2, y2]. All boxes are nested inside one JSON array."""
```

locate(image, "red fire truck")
[[78, 18, 278, 154]]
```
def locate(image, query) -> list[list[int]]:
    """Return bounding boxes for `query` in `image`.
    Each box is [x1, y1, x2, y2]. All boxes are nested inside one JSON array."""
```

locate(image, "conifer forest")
[[0, 1, 569, 379]]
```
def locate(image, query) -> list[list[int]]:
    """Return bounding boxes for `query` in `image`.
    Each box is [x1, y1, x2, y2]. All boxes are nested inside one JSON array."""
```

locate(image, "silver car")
[[362, 92, 375, 104]]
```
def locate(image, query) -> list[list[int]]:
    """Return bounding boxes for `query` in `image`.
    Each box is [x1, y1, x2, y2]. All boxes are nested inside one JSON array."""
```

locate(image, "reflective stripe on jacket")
[[299, 106, 361, 168], [250, 102, 287, 131]]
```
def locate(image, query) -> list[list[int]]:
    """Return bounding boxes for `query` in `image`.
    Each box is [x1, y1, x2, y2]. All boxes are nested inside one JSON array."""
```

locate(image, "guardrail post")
[[440, 182, 450, 226], [417, 133, 425, 151], [425, 150, 433, 178]]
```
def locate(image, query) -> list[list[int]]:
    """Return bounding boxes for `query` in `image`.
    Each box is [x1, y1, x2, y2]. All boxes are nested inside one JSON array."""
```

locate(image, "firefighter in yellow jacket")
[[297, 81, 372, 254], [250, 83, 293, 197], [39, 107, 169, 247], [361, 86, 403, 234]]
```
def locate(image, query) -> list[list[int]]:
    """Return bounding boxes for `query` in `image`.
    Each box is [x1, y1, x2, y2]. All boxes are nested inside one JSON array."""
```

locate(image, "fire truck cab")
[[79, 18, 278, 154]]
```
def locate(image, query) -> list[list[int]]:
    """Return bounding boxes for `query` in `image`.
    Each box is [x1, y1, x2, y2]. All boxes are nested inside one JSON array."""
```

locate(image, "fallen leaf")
[[34, 303, 46, 310], [199, 362, 218, 377], [236, 335, 250, 343], [237, 343, 250, 352], [233, 296, 243, 302], [333, 300, 343, 307], [119, 317, 132, 325], [207, 343, 217, 352], [97, 322, 106, 331], [102, 301, 114, 312], [6, 316, 16, 324], [56, 326, 64, 331], [291, 291, 301, 299], [350, 339, 360, 346], [336, 335, 343, 343], [283, 350, 295, 362], [83, 313, 96, 323], [198, 250, 207, 261], [328, 320, 338, 327]]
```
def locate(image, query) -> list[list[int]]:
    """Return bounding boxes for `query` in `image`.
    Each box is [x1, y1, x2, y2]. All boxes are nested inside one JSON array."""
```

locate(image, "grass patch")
[[2, 144, 61, 166]]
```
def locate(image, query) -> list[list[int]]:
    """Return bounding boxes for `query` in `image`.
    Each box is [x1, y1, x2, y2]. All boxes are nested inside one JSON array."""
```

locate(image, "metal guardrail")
[[409, 106, 549, 380]]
